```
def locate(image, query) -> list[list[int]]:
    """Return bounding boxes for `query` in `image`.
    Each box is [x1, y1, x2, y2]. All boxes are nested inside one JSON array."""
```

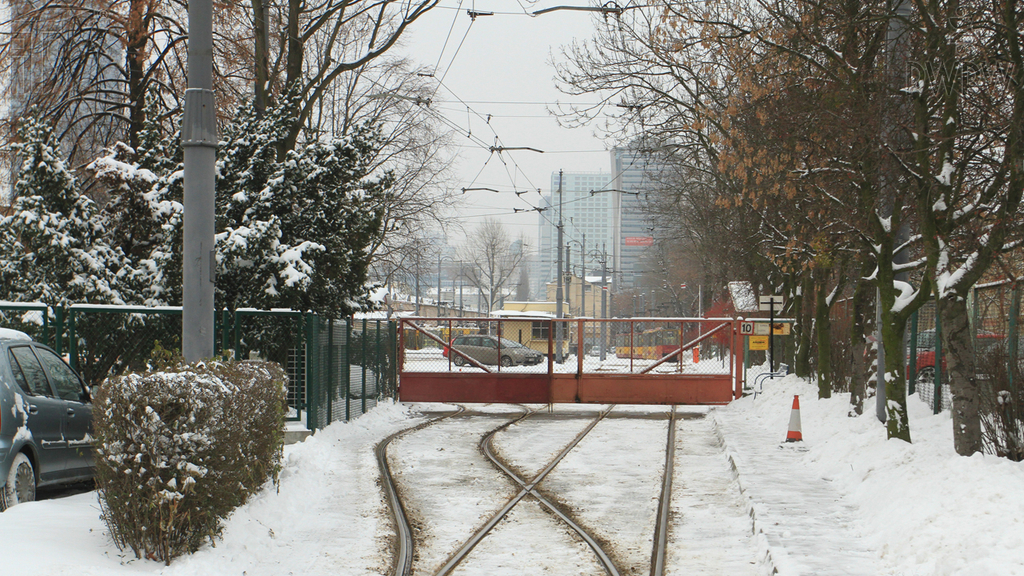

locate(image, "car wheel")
[[1, 453, 35, 511], [916, 367, 936, 386], [500, 356, 513, 367], [454, 355, 466, 367]]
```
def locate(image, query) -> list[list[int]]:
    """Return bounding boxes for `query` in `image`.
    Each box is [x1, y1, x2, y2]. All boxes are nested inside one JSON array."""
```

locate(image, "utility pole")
[[580, 233, 586, 319], [877, 0, 914, 424], [415, 258, 420, 315], [555, 170, 564, 363], [600, 243, 607, 361], [565, 240, 572, 315], [182, 0, 217, 361], [437, 254, 445, 317]]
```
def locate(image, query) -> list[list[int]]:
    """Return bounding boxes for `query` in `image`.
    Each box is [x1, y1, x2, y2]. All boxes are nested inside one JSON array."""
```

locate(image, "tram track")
[[651, 406, 677, 576], [434, 406, 618, 576], [376, 404, 466, 576], [379, 405, 696, 576]]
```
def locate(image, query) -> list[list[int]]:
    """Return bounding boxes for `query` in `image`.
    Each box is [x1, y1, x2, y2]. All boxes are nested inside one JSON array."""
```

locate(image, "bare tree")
[[459, 219, 527, 314], [0, 0, 190, 168]]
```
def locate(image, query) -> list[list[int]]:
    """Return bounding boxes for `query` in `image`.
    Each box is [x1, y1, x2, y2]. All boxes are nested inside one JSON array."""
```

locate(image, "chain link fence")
[[0, 304, 397, 433], [908, 282, 1022, 422], [400, 317, 736, 376]]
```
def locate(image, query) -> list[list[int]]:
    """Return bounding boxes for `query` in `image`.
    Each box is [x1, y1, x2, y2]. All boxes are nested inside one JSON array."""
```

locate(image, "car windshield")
[[499, 338, 530, 349]]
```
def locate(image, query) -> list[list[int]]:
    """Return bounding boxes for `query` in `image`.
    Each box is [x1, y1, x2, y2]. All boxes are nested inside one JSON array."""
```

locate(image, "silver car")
[[449, 335, 545, 367], [1, 329, 94, 511]]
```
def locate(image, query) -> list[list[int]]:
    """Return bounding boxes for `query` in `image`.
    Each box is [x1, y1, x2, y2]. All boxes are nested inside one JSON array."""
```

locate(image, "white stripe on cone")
[[786, 394, 802, 442]]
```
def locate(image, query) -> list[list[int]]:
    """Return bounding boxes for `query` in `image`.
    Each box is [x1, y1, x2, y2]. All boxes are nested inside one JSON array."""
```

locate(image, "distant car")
[[447, 335, 544, 367], [910, 329, 1005, 385], [1, 329, 94, 511]]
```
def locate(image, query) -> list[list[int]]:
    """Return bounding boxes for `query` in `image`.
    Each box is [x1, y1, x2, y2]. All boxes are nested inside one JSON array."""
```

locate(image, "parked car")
[[1, 328, 94, 511], [910, 328, 1005, 385], [446, 335, 544, 367]]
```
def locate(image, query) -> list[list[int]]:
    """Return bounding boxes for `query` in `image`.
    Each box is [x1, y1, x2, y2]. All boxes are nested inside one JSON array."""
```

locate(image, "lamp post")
[[457, 261, 465, 317], [587, 244, 610, 360], [555, 170, 565, 363], [568, 233, 587, 318], [182, 0, 217, 361], [437, 254, 455, 317]]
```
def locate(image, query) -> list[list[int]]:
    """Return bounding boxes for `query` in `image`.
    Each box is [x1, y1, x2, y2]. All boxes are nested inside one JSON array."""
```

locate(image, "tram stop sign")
[[749, 335, 770, 350]]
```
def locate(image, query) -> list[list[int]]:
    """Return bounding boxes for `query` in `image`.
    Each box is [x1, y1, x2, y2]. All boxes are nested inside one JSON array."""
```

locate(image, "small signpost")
[[749, 335, 770, 350], [759, 295, 785, 375]]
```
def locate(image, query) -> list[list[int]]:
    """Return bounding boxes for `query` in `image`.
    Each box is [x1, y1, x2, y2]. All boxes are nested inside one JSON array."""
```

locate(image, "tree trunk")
[[125, 0, 149, 152], [795, 273, 813, 377], [938, 294, 983, 455], [815, 269, 832, 399], [281, 0, 303, 159], [879, 310, 912, 442], [848, 265, 874, 416], [253, 0, 271, 117]]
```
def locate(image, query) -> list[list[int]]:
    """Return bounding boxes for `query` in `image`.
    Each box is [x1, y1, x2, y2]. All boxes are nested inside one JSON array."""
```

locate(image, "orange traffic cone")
[[786, 395, 803, 442]]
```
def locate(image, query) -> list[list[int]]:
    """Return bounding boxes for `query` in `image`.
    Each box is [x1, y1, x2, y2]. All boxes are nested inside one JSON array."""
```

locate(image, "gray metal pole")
[[600, 243, 607, 361], [182, 0, 217, 362], [555, 170, 564, 363], [877, 0, 911, 423], [415, 261, 420, 315], [580, 233, 585, 319]]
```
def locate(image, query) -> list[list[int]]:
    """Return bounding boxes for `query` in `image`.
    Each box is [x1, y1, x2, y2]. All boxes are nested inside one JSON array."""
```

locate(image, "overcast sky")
[[397, 0, 621, 250]]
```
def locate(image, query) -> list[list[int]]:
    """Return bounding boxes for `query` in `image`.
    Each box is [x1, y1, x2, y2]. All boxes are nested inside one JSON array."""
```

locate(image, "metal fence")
[[908, 282, 1022, 414], [0, 303, 397, 433], [401, 317, 736, 376]]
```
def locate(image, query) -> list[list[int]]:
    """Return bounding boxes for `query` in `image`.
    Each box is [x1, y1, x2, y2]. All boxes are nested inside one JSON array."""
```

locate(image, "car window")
[[7, 350, 33, 395], [9, 346, 53, 397], [483, 338, 497, 348], [35, 347, 86, 402]]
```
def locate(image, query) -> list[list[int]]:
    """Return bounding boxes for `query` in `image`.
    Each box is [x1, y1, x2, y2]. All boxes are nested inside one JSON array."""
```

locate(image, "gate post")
[[734, 319, 744, 399]]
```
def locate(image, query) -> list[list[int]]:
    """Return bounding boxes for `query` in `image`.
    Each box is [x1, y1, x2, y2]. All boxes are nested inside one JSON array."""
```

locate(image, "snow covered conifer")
[[216, 98, 386, 316], [0, 116, 129, 306]]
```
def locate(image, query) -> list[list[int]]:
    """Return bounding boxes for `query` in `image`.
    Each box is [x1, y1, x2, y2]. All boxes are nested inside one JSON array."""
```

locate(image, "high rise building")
[[611, 147, 660, 290], [532, 171, 614, 299]]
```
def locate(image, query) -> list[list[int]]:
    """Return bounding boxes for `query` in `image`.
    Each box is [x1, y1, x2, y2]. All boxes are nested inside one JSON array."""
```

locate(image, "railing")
[[0, 303, 397, 433], [400, 317, 737, 376]]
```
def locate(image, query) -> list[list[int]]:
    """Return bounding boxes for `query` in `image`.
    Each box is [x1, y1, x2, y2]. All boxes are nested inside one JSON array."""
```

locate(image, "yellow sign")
[[749, 335, 770, 350], [754, 322, 791, 336]]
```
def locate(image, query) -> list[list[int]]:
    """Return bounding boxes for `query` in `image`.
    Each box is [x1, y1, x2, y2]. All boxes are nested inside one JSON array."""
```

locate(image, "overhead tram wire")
[[400, 1, 633, 217], [432, 0, 466, 78]]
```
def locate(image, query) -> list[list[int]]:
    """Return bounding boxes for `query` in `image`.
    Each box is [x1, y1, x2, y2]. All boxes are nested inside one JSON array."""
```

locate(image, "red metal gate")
[[398, 317, 743, 405]]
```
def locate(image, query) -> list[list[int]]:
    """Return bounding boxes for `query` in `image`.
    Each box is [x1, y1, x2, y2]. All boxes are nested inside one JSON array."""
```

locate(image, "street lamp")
[[567, 233, 587, 318], [437, 254, 456, 317], [589, 244, 610, 360], [555, 170, 565, 363]]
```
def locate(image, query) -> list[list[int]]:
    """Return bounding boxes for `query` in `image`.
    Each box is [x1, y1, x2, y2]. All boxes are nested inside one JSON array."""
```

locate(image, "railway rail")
[[378, 405, 689, 576]]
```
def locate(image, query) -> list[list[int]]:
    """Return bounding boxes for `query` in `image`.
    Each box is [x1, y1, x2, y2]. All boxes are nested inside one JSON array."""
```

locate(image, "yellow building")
[[544, 275, 607, 318], [493, 308, 568, 355]]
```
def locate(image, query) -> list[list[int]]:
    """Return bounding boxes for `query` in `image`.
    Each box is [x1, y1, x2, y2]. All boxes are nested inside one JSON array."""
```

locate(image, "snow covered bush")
[[93, 360, 287, 564]]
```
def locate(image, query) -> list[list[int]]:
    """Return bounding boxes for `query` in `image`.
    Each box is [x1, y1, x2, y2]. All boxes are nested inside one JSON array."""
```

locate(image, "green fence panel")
[[3, 302, 397, 435], [67, 305, 183, 387], [0, 302, 51, 348]]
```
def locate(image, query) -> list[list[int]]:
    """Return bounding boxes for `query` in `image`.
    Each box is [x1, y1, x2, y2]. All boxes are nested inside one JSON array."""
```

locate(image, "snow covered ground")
[[2, 370, 1023, 575]]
